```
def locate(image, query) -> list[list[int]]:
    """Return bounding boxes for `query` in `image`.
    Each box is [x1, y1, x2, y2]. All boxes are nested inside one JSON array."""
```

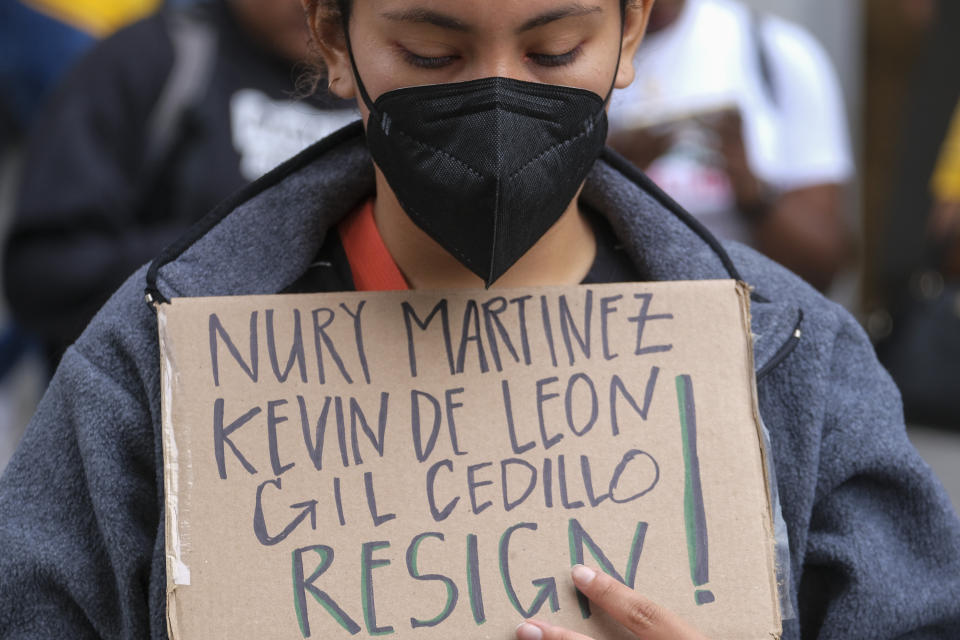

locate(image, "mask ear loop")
[[339, 11, 379, 116], [603, 6, 628, 105]]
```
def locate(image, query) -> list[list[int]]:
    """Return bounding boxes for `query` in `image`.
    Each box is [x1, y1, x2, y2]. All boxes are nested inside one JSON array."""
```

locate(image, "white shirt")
[[609, 0, 854, 243], [230, 89, 359, 181]]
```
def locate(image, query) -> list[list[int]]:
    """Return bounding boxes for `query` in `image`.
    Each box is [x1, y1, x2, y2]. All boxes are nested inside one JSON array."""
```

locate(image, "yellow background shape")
[[932, 102, 960, 203], [22, 0, 161, 37]]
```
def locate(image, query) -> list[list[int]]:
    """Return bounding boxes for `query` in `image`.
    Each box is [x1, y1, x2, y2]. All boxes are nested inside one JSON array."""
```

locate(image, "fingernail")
[[572, 564, 597, 586], [516, 622, 543, 640]]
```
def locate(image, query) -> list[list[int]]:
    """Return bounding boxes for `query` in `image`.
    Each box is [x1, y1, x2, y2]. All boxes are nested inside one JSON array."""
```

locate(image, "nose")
[[467, 46, 537, 83]]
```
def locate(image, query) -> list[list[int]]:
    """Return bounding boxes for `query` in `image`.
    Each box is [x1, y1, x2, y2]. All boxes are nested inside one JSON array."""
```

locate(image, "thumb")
[[570, 565, 709, 640]]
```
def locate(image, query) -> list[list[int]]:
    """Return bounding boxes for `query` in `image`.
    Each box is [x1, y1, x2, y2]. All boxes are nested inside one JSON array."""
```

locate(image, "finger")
[[570, 565, 708, 640], [516, 619, 594, 640]]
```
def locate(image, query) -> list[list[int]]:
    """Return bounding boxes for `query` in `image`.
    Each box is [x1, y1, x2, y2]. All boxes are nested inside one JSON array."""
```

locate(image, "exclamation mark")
[[676, 375, 715, 606]]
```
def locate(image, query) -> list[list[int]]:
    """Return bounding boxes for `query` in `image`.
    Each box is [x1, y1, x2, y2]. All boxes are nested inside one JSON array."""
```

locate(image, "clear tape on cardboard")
[[759, 415, 796, 622], [158, 307, 192, 588]]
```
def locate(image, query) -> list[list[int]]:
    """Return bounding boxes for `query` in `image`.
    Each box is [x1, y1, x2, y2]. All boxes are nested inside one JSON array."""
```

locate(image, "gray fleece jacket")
[[1, 122, 959, 639]]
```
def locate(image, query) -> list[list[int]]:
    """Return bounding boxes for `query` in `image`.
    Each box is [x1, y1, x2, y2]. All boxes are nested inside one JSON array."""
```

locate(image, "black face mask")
[[345, 31, 618, 285]]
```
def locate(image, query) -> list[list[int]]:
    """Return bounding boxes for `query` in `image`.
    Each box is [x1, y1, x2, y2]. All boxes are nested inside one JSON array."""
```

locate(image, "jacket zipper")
[[757, 310, 804, 381]]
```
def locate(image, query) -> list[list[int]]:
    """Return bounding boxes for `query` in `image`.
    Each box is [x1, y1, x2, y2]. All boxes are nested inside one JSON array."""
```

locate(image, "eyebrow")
[[381, 8, 471, 32], [380, 3, 604, 34], [517, 3, 604, 33]]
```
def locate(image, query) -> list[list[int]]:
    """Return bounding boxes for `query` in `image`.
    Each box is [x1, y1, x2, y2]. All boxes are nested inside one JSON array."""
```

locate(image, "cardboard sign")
[[158, 280, 781, 639]]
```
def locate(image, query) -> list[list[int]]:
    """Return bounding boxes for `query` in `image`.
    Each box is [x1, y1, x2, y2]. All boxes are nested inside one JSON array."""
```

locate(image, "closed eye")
[[398, 44, 585, 71], [399, 47, 460, 69], [528, 44, 584, 68]]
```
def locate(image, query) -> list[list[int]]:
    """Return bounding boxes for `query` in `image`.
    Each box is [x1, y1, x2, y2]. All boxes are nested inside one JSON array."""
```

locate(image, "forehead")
[[359, 0, 618, 28]]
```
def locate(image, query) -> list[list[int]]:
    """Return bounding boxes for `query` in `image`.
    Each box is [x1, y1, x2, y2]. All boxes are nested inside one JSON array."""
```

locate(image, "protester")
[[607, 0, 854, 291], [3, 0, 357, 372], [928, 101, 960, 274], [872, 0, 960, 428], [0, 0, 162, 473], [0, 1, 959, 638], [877, 98, 960, 427]]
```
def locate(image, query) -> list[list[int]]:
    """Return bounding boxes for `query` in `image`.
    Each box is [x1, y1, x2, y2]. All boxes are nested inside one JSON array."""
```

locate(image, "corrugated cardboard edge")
[[157, 304, 191, 640], [735, 281, 783, 640]]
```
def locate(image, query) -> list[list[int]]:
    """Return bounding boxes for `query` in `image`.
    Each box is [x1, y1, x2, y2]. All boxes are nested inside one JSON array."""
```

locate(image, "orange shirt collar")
[[338, 199, 410, 292]]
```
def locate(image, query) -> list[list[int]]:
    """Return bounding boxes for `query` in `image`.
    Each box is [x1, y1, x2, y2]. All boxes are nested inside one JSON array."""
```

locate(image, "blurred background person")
[[608, 0, 854, 292], [2, 0, 358, 379], [0, 0, 164, 472], [871, 0, 959, 306], [871, 0, 960, 429], [929, 101, 960, 272]]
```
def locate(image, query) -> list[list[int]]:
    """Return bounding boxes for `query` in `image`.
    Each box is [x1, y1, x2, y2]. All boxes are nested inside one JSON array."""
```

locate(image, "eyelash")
[[400, 45, 584, 70], [528, 45, 584, 68], [402, 50, 459, 69]]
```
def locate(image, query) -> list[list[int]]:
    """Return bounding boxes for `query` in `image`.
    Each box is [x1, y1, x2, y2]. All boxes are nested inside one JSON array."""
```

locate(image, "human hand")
[[515, 565, 710, 640], [704, 109, 773, 221]]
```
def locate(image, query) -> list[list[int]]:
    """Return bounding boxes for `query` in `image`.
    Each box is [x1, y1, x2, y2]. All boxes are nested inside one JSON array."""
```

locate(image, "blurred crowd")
[[0, 0, 958, 473]]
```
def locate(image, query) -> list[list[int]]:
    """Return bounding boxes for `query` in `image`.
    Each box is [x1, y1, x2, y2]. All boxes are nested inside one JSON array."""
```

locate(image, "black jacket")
[[3, 0, 352, 368]]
